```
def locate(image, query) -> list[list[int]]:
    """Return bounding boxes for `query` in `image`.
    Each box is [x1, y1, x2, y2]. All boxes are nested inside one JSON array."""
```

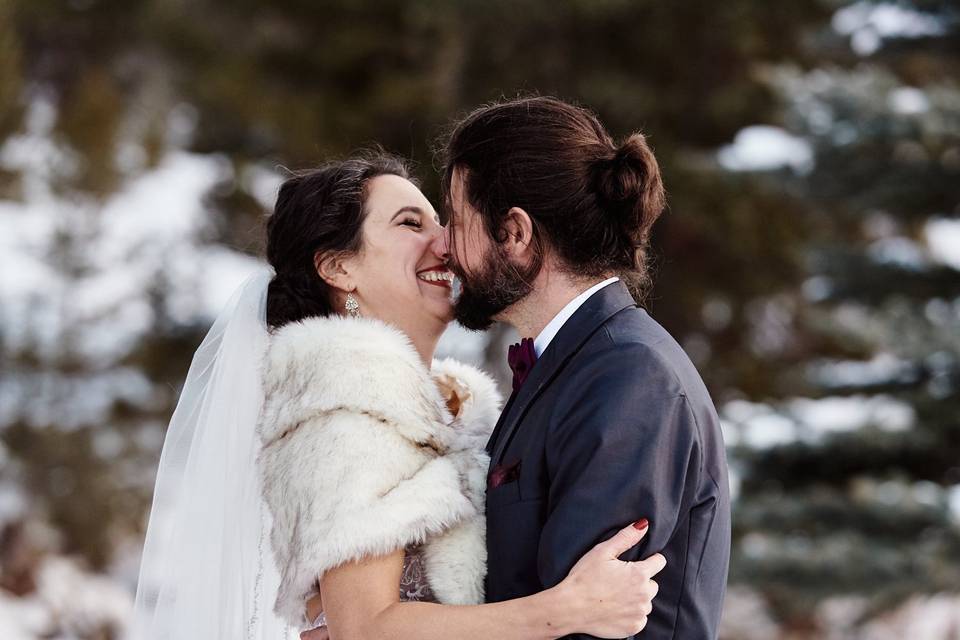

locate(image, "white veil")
[[132, 268, 296, 640]]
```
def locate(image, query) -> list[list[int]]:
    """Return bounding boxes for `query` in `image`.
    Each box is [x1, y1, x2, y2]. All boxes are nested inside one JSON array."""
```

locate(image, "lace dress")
[[399, 543, 437, 602], [307, 544, 437, 629]]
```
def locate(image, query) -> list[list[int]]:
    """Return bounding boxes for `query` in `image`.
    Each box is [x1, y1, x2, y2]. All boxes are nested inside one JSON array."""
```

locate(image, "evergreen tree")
[[723, 0, 960, 628]]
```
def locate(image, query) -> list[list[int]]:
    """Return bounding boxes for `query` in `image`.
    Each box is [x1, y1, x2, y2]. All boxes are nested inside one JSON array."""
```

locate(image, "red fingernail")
[[633, 518, 649, 530]]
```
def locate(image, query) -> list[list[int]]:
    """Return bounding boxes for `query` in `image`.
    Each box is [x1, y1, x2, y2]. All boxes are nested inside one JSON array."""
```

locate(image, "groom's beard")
[[452, 243, 537, 331]]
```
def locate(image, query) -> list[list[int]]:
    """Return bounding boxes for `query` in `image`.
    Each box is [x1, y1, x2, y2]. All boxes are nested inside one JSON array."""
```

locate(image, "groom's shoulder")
[[581, 305, 713, 403], [602, 304, 675, 349]]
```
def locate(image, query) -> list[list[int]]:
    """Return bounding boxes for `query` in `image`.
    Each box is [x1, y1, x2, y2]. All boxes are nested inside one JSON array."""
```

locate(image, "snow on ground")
[[0, 100, 264, 365], [722, 394, 915, 450], [241, 161, 286, 211], [789, 395, 914, 433], [832, 1, 947, 56], [721, 587, 960, 640], [37, 557, 133, 639], [948, 485, 960, 525], [808, 353, 918, 389], [2, 368, 157, 431], [0, 473, 28, 531], [717, 125, 814, 173], [867, 236, 929, 270], [718, 585, 782, 640], [887, 87, 930, 115], [0, 593, 50, 640], [858, 593, 960, 640], [925, 217, 960, 271], [0, 557, 133, 640]]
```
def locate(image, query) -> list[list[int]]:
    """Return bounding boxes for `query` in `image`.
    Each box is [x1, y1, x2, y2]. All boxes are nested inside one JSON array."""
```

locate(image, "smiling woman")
[[315, 172, 455, 362], [264, 154, 415, 327], [264, 155, 456, 363]]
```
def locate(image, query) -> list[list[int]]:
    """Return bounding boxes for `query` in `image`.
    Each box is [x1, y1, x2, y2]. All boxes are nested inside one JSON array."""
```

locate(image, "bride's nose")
[[428, 226, 451, 263]]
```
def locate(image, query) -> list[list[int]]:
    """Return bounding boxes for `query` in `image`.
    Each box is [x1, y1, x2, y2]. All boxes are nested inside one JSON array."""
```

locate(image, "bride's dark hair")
[[265, 152, 412, 329]]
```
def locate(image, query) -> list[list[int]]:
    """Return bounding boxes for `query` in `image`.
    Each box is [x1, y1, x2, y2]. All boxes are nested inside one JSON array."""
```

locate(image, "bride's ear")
[[315, 251, 356, 293]]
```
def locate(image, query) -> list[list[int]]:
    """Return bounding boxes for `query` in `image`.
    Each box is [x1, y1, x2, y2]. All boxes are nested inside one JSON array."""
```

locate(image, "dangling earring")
[[345, 293, 361, 318]]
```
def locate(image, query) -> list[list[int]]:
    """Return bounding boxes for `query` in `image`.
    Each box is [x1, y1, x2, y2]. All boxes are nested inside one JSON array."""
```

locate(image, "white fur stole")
[[257, 315, 501, 625]]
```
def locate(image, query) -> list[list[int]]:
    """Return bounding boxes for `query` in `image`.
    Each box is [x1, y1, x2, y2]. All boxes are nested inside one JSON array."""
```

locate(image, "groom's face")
[[444, 168, 534, 330]]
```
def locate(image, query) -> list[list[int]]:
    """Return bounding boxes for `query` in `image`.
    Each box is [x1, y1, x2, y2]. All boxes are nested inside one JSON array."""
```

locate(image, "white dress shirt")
[[532, 277, 620, 357]]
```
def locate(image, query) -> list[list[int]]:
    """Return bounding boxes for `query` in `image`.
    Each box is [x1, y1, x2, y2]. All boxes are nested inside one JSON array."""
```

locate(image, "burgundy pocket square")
[[488, 460, 522, 490]]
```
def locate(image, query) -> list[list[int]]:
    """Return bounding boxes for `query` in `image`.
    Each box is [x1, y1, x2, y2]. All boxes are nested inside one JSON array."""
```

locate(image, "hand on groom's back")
[[561, 518, 667, 636]]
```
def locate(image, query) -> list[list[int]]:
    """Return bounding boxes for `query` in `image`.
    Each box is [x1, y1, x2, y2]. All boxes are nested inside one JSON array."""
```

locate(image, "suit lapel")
[[488, 281, 637, 465], [485, 390, 517, 455]]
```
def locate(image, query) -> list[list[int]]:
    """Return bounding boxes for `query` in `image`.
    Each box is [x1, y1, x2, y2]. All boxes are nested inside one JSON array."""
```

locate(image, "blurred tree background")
[[0, 0, 958, 638]]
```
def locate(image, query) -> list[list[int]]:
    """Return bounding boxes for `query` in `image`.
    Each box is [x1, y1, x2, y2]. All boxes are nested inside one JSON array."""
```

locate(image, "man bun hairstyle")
[[590, 132, 666, 287], [265, 152, 411, 329], [441, 96, 666, 300]]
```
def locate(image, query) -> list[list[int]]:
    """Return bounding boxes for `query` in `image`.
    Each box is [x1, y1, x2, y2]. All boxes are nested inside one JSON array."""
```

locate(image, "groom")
[[441, 96, 731, 639]]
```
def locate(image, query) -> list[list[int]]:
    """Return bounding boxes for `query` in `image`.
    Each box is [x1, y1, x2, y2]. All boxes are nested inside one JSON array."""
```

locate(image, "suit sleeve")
[[537, 343, 700, 639]]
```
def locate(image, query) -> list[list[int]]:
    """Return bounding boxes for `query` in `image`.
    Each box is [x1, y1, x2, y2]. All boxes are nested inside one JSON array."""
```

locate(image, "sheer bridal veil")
[[132, 269, 295, 639]]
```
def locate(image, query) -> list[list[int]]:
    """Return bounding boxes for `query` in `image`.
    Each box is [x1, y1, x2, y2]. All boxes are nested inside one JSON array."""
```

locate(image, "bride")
[[132, 152, 665, 639]]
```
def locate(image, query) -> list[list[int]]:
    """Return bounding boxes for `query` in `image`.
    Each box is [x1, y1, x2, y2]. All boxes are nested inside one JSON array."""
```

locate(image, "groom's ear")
[[314, 251, 356, 293], [502, 206, 535, 258]]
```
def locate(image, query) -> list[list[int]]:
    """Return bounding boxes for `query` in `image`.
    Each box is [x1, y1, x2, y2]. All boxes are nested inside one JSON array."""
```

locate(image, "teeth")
[[418, 271, 453, 283]]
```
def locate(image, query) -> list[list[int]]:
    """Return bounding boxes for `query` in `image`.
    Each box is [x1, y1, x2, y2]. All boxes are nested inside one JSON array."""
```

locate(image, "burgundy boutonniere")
[[507, 337, 537, 392]]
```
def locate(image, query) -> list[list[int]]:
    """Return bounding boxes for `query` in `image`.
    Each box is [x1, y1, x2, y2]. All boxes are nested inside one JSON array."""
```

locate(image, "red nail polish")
[[633, 518, 649, 530]]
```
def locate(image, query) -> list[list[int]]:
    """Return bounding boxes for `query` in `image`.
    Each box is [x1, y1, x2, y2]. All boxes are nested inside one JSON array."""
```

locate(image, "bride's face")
[[342, 174, 454, 330]]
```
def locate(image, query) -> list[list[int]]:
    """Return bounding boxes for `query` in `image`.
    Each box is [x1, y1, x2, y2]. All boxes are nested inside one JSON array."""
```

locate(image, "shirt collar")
[[533, 277, 620, 357]]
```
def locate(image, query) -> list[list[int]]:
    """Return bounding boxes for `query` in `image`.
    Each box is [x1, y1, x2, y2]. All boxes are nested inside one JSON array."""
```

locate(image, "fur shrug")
[[257, 315, 501, 626]]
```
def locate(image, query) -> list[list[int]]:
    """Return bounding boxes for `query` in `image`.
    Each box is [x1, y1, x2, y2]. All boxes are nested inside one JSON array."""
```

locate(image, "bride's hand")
[[553, 519, 666, 638]]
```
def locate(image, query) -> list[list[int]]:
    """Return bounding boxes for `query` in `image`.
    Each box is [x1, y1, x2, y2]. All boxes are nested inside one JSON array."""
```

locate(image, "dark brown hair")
[[265, 152, 412, 329], [440, 96, 666, 299]]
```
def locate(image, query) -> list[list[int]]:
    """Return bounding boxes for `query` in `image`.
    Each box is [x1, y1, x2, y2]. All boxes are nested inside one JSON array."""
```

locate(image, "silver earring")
[[345, 293, 361, 318]]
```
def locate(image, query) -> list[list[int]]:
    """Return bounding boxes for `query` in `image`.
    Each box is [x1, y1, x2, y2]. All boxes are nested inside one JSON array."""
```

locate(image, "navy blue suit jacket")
[[484, 281, 731, 639]]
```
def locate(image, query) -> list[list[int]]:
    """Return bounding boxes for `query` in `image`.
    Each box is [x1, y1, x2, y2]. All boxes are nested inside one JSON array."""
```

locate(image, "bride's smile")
[[326, 173, 455, 346], [416, 265, 455, 287]]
